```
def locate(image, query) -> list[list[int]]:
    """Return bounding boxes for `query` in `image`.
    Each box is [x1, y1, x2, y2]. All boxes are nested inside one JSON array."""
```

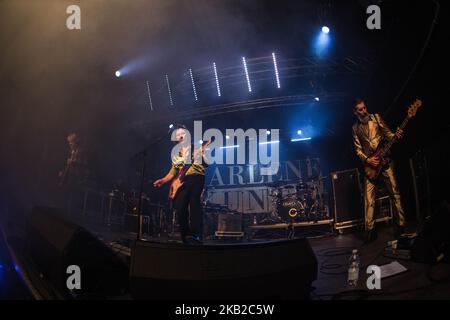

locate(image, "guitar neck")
[[380, 116, 410, 157]]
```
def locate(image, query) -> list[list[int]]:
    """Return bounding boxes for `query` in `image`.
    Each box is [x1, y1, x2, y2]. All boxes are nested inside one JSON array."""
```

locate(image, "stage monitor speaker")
[[130, 238, 318, 299], [217, 213, 242, 232], [27, 206, 129, 298], [331, 168, 364, 229]]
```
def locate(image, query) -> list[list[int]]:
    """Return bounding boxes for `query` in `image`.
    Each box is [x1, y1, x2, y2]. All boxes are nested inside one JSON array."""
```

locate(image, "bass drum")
[[277, 196, 306, 222]]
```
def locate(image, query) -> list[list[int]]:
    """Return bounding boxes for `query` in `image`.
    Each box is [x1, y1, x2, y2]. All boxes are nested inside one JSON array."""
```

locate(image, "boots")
[[393, 224, 405, 239]]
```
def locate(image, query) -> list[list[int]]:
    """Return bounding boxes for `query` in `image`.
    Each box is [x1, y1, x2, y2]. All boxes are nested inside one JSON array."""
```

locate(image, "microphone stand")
[[131, 136, 165, 240]]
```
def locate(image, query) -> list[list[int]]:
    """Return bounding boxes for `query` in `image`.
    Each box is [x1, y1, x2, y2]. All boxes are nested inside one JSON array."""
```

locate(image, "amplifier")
[[331, 168, 364, 230], [215, 213, 244, 239]]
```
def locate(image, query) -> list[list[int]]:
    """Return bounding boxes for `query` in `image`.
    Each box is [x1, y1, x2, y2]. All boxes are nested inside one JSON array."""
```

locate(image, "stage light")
[[272, 52, 281, 89], [169, 124, 174, 129], [315, 97, 320, 101], [213, 62, 221, 97], [146, 81, 154, 111], [266, 130, 271, 135], [291, 137, 312, 142], [199, 140, 204, 144], [242, 57, 252, 92], [189, 68, 198, 101], [297, 130, 303, 135], [259, 140, 279, 145], [165, 74, 174, 106], [220, 145, 240, 149], [313, 26, 331, 58], [115, 70, 121, 77], [226, 135, 230, 139]]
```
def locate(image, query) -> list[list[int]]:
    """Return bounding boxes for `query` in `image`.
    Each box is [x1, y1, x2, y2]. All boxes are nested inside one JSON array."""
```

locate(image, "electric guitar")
[[364, 98, 422, 181], [59, 150, 77, 186], [168, 139, 212, 201]]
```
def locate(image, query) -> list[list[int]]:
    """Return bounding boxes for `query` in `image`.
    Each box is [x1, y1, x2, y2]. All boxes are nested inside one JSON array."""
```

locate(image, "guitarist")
[[153, 125, 208, 244], [58, 133, 89, 215], [352, 99, 405, 242], [59, 133, 89, 187]]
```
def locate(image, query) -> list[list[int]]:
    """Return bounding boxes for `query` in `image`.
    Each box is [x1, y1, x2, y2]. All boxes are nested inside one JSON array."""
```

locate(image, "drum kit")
[[267, 177, 328, 223], [103, 175, 328, 237]]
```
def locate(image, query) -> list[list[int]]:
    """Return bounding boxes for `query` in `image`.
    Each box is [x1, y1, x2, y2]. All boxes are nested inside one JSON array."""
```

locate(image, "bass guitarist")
[[153, 125, 208, 244], [352, 99, 405, 242]]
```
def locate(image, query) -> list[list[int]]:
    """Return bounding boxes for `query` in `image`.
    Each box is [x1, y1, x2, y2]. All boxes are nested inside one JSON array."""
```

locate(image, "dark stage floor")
[[76, 216, 450, 300], [2, 211, 450, 300], [309, 225, 450, 300]]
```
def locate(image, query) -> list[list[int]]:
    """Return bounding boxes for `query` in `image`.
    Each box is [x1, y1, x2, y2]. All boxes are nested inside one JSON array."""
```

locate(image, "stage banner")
[[204, 158, 326, 214]]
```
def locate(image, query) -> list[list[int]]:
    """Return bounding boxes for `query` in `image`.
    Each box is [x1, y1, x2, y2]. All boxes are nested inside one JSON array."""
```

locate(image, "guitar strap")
[[372, 114, 393, 162], [372, 114, 382, 132]]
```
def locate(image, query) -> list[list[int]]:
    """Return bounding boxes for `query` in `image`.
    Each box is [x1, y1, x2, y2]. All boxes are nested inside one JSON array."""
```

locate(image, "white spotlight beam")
[[165, 74, 174, 106], [259, 140, 280, 145], [213, 62, 221, 97], [189, 68, 198, 101], [220, 145, 240, 149], [145, 81, 154, 111], [272, 52, 281, 89], [242, 57, 252, 92], [291, 137, 312, 142]]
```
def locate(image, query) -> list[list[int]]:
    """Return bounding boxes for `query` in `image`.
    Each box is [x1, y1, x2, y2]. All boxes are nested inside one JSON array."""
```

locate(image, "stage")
[[2, 209, 450, 300]]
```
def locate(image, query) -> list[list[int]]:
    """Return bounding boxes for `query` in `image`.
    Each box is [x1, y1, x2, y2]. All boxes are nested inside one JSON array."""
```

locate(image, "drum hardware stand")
[[169, 206, 178, 238], [157, 201, 165, 236], [287, 220, 295, 239]]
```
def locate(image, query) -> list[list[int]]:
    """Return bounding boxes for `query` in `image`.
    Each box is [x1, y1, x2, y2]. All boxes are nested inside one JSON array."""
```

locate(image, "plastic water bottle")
[[347, 249, 360, 287]]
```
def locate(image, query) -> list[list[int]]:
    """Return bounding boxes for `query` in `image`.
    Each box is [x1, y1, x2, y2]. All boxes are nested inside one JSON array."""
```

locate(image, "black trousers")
[[174, 174, 205, 240]]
